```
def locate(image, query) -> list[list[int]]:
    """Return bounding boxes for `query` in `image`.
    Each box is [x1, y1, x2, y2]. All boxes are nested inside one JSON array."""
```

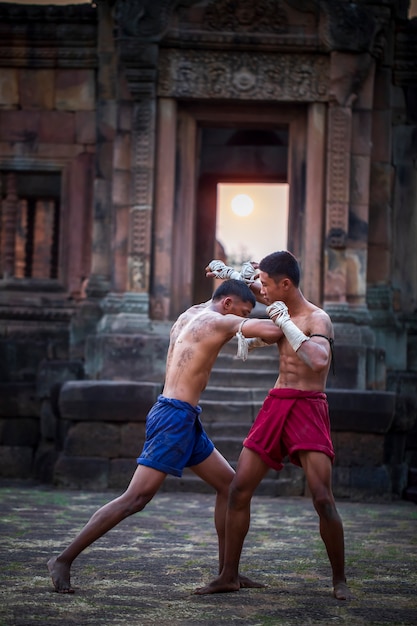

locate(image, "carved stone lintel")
[[158, 49, 329, 101], [203, 0, 288, 34]]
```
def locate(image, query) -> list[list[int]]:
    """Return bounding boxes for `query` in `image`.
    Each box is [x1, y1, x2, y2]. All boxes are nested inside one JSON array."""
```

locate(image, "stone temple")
[[0, 0, 416, 500]]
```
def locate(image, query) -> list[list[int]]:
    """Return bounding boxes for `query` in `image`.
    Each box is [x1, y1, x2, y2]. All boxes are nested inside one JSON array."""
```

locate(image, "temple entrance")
[[154, 101, 310, 318], [192, 123, 289, 304]]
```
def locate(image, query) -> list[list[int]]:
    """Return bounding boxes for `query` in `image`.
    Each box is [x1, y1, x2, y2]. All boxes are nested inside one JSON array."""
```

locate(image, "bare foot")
[[47, 557, 74, 594], [194, 575, 240, 595], [333, 580, 351, 600], [238, 574, 265, 589]]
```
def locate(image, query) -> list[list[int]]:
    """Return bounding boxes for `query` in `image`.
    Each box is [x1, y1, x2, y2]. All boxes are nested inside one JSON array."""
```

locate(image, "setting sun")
[[231, 193, 254, 217]]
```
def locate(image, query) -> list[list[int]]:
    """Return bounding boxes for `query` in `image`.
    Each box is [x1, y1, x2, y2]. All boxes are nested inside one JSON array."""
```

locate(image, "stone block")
[[108, 458, 137, 490], [325, 346, 368, 389], [64, 422, 121, 458], [0, 417, 39, 446], [331, 466, 352, 499], [0, 110, 40, 142], [59, 381, 160, 422], [40, 399, 57, 441], [19, 69, 54, 110], [332, 465, 392, 499], [33, 441, 59, 483], [75, 110, 96, 144], [0, 68, 19, 108], [350, 465, 391, 496], [327, 390, 395, 432], [332, 431, 385, 466], [53, 455, 109, 490], [114, 132, 131, 170], [0, 383, 40, 417], [85, 333, 168, 381], [0, 445, 33, 478], [39, 111, 75, 143], [55, 69, 95, 111], [36, 360, 84, 399], [120, 423, 146, 458]]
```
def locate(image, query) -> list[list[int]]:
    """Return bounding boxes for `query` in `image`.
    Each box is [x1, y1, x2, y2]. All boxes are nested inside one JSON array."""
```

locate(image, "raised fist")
[[240, 261, 259, 284], [206, 260, 241, 281], [266, 301, 290, 327]]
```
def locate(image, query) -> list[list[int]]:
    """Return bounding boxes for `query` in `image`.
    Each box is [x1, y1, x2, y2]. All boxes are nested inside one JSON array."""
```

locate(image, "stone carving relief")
[[158, 50, 328, 101], [326, 103, 351, 248], [203, 0, 288, 34], [129, 99, 155, 291]]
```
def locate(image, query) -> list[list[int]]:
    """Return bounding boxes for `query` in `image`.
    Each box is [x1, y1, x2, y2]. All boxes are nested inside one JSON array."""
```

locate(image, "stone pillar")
[[170, 110, 197, 317], [85, 0, 116, 299], [323, 52, 377, 390], [150, 97, 177, 320], [0, 172, 18, 279], [303, 102, 326, 306]]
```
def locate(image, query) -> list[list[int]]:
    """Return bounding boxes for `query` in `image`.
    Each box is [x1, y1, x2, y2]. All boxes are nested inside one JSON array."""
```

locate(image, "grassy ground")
[[0, 483, 416, 625]]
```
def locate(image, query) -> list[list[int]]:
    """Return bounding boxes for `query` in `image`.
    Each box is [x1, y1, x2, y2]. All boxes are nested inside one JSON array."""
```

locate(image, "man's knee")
[[122, 491, 155, 516], [311, 488, 337, 518], [229, 480, 253, 510]]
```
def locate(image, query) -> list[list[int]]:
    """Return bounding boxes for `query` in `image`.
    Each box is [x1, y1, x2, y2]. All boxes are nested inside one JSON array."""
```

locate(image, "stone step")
[[208, 367, 277, 388], [214, 350, 279, 371], [200, 386, 269, 402], [199, 400, 260, 423], [208, 435, 247, 460], [203, 421, 254, 438]]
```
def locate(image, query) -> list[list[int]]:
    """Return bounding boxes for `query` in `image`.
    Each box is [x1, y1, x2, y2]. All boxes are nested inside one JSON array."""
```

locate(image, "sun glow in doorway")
[[216, 183, 289, 265]]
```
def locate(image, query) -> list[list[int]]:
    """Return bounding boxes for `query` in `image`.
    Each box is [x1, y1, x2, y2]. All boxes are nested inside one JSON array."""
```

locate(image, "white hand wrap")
[[266, 301, 309, 352], [208, 260, 242, 281], [235, 318, 270, 361], [208, 260, 258, 285], [239, 261, 259, 284]]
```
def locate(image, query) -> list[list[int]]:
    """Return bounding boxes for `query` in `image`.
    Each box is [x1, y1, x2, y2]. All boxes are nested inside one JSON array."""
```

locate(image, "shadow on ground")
[[1, 483, 416, 625]]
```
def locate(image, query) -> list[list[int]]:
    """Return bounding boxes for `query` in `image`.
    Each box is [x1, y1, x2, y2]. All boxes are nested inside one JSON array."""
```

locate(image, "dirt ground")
[[0, 482, 416, 625]]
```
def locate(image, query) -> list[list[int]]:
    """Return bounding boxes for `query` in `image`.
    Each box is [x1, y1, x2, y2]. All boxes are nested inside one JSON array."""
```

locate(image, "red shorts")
[[243, 388, 335, 471]]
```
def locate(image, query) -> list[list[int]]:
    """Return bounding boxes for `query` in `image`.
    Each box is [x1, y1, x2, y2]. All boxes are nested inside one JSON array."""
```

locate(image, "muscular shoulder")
[[307, 306, 333, 338]]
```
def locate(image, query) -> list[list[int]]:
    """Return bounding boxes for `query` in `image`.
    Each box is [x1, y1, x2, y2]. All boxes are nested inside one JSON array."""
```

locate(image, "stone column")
[[85, 0, 116, 299], [150, 97, 177, 320], [303, 102, 326, 306], [0, 172, 18, 279], [323, 52, 377, 390]]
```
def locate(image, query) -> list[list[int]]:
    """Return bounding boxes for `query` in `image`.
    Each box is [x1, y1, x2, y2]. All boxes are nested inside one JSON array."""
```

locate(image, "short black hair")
[[259, 251, 300, 287], [212, 279, 256, 308]]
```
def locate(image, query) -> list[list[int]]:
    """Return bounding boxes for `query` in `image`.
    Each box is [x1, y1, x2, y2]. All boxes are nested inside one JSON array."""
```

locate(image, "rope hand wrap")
[[235, 320, 269, 361], [266, 301, 310, 352], [208, 260, 258, 285]]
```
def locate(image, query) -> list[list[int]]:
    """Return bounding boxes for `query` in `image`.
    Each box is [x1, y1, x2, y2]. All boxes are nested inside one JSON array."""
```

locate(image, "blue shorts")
[[136, 395, 215, 477]]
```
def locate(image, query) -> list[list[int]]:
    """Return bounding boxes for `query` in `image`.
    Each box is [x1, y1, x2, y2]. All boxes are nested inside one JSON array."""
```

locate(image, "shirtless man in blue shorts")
[[196, 251, 351, 601], [47, 279, 282, 593]]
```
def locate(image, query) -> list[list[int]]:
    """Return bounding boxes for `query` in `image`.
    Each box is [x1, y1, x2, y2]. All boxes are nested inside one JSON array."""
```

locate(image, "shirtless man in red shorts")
[[196, 251, 350, 601], [47, 279, 282, 593]]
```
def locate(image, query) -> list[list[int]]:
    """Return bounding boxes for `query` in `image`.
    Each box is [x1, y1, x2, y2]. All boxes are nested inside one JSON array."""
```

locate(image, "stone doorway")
[[157, 101, 309, 318]]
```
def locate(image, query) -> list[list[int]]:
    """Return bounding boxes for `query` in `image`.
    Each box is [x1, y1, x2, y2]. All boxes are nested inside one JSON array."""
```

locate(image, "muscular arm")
[[267, 302, 332, 374]]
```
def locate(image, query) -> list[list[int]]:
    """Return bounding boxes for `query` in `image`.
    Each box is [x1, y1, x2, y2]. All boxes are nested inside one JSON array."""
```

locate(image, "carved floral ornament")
[[112, 0, 379, 56], [158, 50, 329, 101]]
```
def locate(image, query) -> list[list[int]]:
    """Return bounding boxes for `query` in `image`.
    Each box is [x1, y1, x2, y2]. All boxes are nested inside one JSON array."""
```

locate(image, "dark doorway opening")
[[194, 125, 289, 303]]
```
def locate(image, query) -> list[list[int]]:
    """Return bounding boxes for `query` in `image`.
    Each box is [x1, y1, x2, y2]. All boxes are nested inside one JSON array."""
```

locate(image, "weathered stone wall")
[[0, 1, 416, 501]]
